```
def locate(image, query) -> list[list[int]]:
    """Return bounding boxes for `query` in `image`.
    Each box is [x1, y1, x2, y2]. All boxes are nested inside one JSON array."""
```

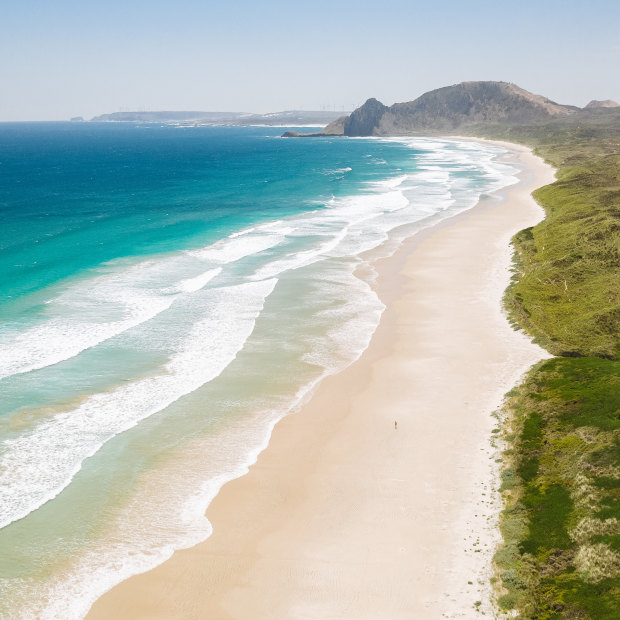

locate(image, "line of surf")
[[0, 279, 277, 530]]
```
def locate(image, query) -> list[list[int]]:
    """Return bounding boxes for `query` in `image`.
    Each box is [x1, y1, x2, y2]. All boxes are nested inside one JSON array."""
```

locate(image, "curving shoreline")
[[87, 141, 555, 619]]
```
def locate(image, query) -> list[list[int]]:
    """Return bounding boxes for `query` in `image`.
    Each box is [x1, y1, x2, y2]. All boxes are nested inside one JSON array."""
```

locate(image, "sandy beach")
[[87, 140, 555, 619]]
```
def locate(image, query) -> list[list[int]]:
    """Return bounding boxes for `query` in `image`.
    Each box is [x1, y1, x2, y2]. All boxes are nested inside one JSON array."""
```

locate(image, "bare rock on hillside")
[[343, 98, 389, 137], [584, 99, 620, 109], [310, 81, 578, 137], [376, 82, 577, 136]]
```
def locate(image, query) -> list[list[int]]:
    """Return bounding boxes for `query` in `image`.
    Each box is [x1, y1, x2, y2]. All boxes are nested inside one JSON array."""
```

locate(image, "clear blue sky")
[[2, 0, 619, 120]]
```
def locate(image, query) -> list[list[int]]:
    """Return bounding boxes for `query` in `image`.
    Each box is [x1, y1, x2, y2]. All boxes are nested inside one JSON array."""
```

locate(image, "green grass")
[[505, 168, 620, 359], [469, 113, 620, 360], [467, 114, 620, 618], [495, 359, 620, 619]]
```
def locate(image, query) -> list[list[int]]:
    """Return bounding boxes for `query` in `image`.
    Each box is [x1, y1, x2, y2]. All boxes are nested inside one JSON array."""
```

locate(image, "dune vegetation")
[[471, 114, 620, 618]]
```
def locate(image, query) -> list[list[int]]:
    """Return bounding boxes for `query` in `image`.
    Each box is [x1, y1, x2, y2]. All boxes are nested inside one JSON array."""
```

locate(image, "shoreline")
[[88, 140, 556, 619]]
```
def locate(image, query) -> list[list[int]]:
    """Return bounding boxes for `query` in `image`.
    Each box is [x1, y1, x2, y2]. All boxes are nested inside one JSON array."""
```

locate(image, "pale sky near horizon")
[[1, 0, 619, 121]]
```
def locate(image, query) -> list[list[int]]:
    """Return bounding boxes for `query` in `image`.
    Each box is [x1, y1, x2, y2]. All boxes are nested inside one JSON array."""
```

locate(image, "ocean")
[[0, 122, 518, 618]]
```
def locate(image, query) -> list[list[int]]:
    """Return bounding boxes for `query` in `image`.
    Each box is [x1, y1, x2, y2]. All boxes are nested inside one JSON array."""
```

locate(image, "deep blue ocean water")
[[0, 122, 518, 618]]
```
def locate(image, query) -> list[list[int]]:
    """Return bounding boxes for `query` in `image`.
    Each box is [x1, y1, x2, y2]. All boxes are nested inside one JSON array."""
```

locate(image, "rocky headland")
[[285, 81, 619, 137]]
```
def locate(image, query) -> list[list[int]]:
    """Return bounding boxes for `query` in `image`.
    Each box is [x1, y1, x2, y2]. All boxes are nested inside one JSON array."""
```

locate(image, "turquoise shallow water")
[[0, 123, 518, 618]]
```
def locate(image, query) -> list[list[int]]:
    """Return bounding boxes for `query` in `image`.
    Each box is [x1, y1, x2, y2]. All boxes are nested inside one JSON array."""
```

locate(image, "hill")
[[338, 81, 579, 136], [584, 99, 620, 109], [287, 81, 620, 138]]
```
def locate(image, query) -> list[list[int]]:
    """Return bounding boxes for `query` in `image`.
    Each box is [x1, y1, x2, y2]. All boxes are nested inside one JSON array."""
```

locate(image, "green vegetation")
[[469, 112, 620, 618], [496, 359, 620, 618], [473, 112, 620, 359]]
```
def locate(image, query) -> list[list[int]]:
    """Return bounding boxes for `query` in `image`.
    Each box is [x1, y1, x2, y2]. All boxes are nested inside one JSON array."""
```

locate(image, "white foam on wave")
[[228, 225, 257, 238], [250, 227, 349, 280], [190, 227, 288, 262], [228, 220, 294, 238], [174, 268, 222, 293], [300, 265, 385, 371], [0, 221, 290, 382], [322, 166, 352, 177], [244, 137, 520, 283], [0, 266, 217, 381], [373, 173, 408, 189], [0, 279, 277, 530], [249, 184, 410, 281]]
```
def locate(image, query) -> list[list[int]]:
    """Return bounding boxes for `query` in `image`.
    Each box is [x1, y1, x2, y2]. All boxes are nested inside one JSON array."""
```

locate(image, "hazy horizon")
[[2, 0, 619, 121]]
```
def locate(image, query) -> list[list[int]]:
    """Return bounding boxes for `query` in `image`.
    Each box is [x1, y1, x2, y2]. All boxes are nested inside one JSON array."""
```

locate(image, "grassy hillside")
[[468, 113, 620, 618]]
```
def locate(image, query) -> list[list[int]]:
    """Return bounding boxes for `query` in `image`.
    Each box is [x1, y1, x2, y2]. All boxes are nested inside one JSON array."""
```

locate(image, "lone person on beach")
[[395, 420, 398, 430]]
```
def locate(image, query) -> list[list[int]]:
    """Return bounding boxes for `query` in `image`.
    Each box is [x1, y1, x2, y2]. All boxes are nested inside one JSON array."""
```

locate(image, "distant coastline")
[[87, 109, 348, 127]]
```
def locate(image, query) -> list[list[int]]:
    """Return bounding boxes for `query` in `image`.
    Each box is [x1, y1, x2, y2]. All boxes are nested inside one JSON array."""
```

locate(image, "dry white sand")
[[87, 141, 555, 619]]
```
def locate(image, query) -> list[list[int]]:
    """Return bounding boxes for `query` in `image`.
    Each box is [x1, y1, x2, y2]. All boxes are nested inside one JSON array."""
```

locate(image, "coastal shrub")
[[494, 541, 520, 568], [575, 544, 620, 582], [500, 467, 518, 491], [571, 518, 620, 545], [495, 358, 620, 618]]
